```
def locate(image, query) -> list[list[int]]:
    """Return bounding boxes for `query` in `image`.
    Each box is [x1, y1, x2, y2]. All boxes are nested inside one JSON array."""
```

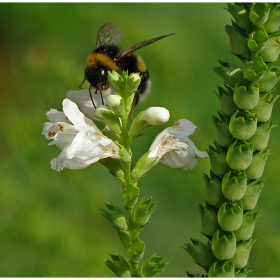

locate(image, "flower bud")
[[234, 212, 259, 242], [226, 141, 253, 171], [134, 197, 156, 228], [235, 265, 251, 277], [242, 180, 264, 210], [141, 254, 167, 277], [263, 4, 280, 33], [117, 230, 130, 249], [212, 229, 236, 260], [107, 70, 125, 94], [218, 201, 243, 231], [100, 201, 128, 230], [232, 239, 256, 268], [247, 27, 268, 53], [233, 80, 259, 110], [245, 150, 271, 180], [260, 35, 280, 63], [106, 94, 125, 117], [258, 66, 280, 93], [213, 60, 243, 87], [249, 120, 277, 151], [212, 111, 235, 147], [105, 253, 131, 277], [99, 158, 124, 180], [225, 25, 249, 59], [124, 72, 142, 97], [229, 110, 257, 140], [249, 3, 271, 27], [127, 237, 145, 263], [203, 173, 226, 208], [183, 238, 217, 269], [222, 170, 247, 201], [123, 184, 139, 209], [244, 57, 267, 82], [207, 143, 230, 177], [208, 260, 235, 277], [198, 204, 219, 237], [250, 89, 279, 122], [128, 107, 170, 138]]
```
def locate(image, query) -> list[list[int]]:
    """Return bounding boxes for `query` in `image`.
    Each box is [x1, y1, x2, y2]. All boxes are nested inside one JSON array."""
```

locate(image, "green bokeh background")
[[1, 3, 280, 277]]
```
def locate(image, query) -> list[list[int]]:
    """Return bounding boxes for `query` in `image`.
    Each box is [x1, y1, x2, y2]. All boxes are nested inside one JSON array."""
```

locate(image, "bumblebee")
[[80, 23, 173, 108]]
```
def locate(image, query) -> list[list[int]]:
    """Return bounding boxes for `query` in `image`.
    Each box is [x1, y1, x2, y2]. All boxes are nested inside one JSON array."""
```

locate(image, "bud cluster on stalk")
[[186, 3, 279, 277]]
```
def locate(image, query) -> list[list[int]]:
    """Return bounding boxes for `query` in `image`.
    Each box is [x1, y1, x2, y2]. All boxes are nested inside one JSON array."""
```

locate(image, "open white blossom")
[[148, 119, 208, 170], [42, 98, 120, 171]]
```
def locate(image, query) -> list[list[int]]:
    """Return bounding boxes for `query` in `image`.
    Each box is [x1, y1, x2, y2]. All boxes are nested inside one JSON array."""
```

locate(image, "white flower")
[[42, 98, 120, 171], [139, 107, 170, 125], [148, 119, 208, 170]]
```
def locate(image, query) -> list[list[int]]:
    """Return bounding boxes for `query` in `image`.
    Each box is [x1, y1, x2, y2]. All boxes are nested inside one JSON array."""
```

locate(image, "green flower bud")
[[249, 120, 277, 151], [226, 140, 253, 171], [134, 197, 156, 228], [100, 201, 128, 230], [95, 106, 121, 135], [127, 237, 145, 263], [225, 25, 249, 59], [118, 144, 131, 163], [229, 110, 257, 140], [218, 201, 243, 231], [214, 84, 238, 117], [258, 66, 280, 93], [212, 111, 235, 147], [234, 212, 259, 242], [260, 35, 280, 63], [249, 3, 271, 27], [124, 72, 142, 97], [203, 173, 226, 208], [99, 158, 124, 180], [123, 184, 139, 209], [247, 27, 268, 53], [106, 94, 125, 117], [207, 143, 230, 177], [212, 229, 236, 260], [263, 4, 280, 33], [105, 253, 131, 277], [208, 260, 235, 277], [225, 3, 252, 32], [233, 79, 259, 110], [235, 265, 252, 277], [183, 239, 217, 269], [198, 204, 219, 237], [232, 239, 256, 268], [117, 229, 131, 249], [213, 60, 243, 87], [250, 89, 279, 122], [245, 150, 272, 180], [141, 254, 167, 277], [242, 180, 264, 210], [244, 57, 267, 82], [222, 170, 247, 201]]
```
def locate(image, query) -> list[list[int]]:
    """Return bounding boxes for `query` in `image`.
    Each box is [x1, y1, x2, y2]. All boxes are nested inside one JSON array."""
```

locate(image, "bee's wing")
[[96, 23, 125, 48], [114, 33, 174, 61]]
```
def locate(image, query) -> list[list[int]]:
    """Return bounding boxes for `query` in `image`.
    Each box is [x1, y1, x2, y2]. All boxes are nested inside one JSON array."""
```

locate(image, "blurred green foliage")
[[0, 3, 279, 277]]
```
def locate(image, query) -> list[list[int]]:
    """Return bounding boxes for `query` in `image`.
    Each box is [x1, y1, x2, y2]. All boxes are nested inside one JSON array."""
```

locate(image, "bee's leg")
[[89, 86, 96, 109], [99, 89, 104, 105], [79, 77, 86, 89]]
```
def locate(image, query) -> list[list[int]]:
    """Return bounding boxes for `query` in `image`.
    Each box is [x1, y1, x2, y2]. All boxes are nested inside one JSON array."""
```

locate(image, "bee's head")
[[85, 66, 109, 90]]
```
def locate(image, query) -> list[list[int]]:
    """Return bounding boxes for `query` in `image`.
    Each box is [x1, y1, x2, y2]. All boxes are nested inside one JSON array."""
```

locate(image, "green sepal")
[[226, 140, 253, 171], [260, 33, 280, 63], [124, 72, 142, 97], [249, 3, 271, 27], [258, 66, 280, 93], [242, 180, 264, 210], [263, 4, 280, 33], [106, 94, 126, 117], [207, 143, 230, 177], [198, 204, 219, 237], [244, 57, 267, 82], [249, 120, 277, 151], [117, 144, 131, 163], [222, 170, 247, 201], [229, 109, 258, 140], [134, 197, 156, 228], [247, 27, 268, 53], [117, 229, 131, 249], [105, 253, 131, 277], [212, 111, 235, 147], [250, 88, 279, 122], [100, 201, 128, 230], [183, 238, 217, 269], [212, 229, 236, 260], [245, 150, 272, 180], [203, 172, 226, 208], [232, 239, 256, 269], [234, 211, 260, 242], [99, 158, 124, 180], [235, 265, 252, 277], [208, 260, 235, 277], [233, 79, 259, 110], [123, 184, 139, 209], [213, 60, 243, 87], [218, 201, 243, 231], [141, 254, 167, 277], [127, 237, 145, 263]]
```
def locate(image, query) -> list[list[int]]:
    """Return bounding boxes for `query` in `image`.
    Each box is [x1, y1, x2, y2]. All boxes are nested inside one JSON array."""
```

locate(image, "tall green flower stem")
[[184, 3, 280, 277]]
